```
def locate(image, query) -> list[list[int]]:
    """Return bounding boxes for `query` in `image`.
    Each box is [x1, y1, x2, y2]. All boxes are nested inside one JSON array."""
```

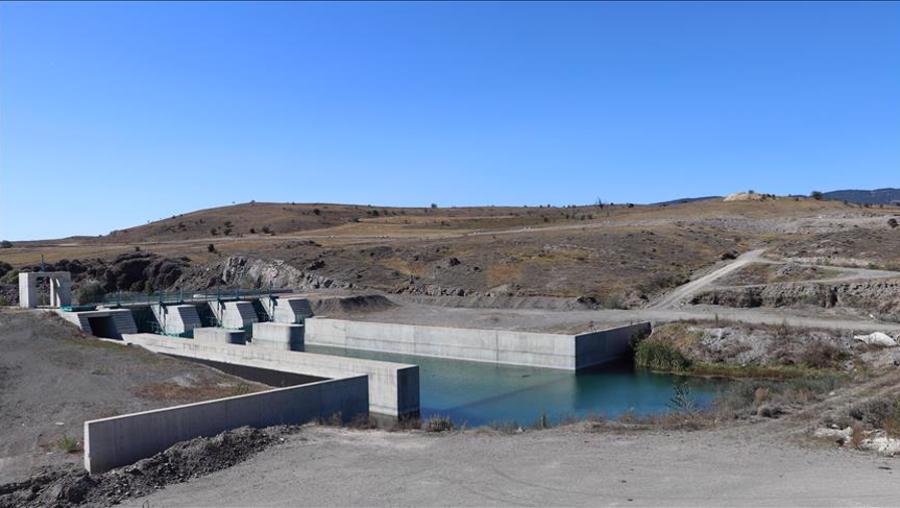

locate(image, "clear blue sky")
[[2, 2, 898, 240]]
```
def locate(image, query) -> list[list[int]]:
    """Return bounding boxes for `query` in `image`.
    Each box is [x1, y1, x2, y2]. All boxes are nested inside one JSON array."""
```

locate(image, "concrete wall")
[[120, 333, 419, 417], [305, 318, 649, 370], [251, 322, 304, 350], [84, 376, 368, 474], [574, 322, 651, 369], [193, 327, 246, 345]]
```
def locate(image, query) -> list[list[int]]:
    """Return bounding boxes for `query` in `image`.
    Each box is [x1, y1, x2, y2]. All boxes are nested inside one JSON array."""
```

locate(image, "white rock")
[[813, 426, 853, 443], [853, 332, 898, 348], [860, 436, 900, 456]]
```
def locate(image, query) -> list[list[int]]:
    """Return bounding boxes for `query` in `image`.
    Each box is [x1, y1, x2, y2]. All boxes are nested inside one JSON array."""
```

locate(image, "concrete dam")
[[21, 273, 651, 472]]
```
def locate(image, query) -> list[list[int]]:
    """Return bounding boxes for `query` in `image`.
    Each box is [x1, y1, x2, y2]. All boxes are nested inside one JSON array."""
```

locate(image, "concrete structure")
[[55, 308, 138, 339], [84, 376, 368, 473], [305, 318, 651, 370], [18, 271, 71, 308], [213, 301, 258, 329], [120, 333, 419, 417], [271, 297, 313, 324], [150, 304, 201, 336], [251, 322, 304, 350], [193, 326, 246, 345]]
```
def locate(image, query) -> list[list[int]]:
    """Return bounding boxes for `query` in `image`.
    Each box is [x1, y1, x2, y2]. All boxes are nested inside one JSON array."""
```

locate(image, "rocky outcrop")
[[219, 256, 352, 290], [11, 253, 190, 293], [691, 279, 900, 321]]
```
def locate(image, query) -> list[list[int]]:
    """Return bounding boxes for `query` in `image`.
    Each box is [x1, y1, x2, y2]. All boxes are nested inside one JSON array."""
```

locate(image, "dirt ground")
[[127, 423, 900, 507], [0, 309, 266, 484]]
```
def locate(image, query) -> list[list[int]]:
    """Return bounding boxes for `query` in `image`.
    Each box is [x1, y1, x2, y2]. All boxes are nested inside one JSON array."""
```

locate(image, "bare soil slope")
[[0, 310, 266, 484]]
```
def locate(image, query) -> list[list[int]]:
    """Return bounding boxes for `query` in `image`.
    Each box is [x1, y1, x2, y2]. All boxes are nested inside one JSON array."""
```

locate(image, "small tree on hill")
[[810, 191, 824, 200]]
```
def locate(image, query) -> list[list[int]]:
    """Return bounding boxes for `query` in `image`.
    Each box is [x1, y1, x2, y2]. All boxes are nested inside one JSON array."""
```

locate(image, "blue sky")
[[1, 2, 898, 240]]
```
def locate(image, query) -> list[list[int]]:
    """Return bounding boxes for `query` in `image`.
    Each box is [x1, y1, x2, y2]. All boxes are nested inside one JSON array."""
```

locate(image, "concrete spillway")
[[55, 308, 138, 339]]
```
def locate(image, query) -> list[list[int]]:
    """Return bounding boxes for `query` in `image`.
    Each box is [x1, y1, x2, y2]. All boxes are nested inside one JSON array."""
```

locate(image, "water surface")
[[306, 345, 725, 426]]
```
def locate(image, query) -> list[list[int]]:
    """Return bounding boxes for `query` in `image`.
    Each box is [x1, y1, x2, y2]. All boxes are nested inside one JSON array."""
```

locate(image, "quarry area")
[[3, 196, 900, 507]]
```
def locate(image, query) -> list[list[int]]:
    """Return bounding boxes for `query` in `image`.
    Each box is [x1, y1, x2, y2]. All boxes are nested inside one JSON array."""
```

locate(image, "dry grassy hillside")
[[3, 197, 899, 306]]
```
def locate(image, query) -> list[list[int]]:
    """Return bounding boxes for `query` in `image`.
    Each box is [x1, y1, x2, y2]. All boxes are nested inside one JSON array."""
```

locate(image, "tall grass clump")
[[424, 415, 454, 432], [634, 341, 691, 372]]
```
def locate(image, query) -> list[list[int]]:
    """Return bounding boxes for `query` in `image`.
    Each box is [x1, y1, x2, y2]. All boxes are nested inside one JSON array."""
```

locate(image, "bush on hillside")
[[634, 340, 692, 372]]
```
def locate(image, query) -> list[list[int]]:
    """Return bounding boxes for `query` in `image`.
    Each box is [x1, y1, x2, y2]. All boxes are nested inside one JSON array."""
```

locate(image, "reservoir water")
[[306, 345, 725, 426]]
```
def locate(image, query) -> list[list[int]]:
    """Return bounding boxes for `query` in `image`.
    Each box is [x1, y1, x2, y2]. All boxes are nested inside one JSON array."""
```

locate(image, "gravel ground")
[[0, 425, 299, 508], [129, 424, 900, 507]]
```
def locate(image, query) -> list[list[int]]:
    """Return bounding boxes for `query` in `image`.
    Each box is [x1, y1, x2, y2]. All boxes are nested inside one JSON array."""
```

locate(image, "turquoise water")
[[305, 346, 725, 426]]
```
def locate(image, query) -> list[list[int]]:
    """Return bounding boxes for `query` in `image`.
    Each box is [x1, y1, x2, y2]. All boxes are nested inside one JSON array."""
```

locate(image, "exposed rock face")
[[8, 253, 190, 294], [691, 279, 900, 321], [219, 256, 352, 290], [101, 253, 189, 292]]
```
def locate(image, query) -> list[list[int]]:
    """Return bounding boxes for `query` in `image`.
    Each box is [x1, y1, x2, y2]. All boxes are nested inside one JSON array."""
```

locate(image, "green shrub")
[[799, 342, 845, 370], [75, 281, 106, 304], [634, 340, 691, 371], [0, 268, 17, 284], [58, 435, 80, 453], [0, 240, 12, 248]]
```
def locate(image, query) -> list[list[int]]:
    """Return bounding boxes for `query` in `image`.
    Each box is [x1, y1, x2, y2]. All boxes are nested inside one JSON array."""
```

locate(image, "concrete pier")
[[214, 301, 258, 329], [151, 304, 201, 336], [272, 297, 313, 324]]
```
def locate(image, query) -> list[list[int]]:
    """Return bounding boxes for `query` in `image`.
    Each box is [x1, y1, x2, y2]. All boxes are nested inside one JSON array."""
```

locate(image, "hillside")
[[2, 197, 899, 306], [822, 188, 900, 205]]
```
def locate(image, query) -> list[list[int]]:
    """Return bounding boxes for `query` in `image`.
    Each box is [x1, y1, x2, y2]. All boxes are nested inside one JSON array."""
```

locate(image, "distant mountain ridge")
[[822, 188, 900, 205]]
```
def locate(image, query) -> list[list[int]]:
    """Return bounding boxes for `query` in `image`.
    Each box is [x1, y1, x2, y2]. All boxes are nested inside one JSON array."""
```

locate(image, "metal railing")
[[102, 286, 290, 308]]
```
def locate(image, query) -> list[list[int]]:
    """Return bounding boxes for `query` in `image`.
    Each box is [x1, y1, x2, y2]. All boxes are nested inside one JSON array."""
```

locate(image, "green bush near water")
[[634, 341, 691, 371]]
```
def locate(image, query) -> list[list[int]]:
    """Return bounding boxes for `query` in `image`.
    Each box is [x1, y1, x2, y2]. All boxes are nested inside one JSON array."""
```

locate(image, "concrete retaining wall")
[[574, 322, 651, 369], [193, 327, 246, 345], [84, 376, 368, 474], [305, 318, 649, 370], [251, 322, 304, 350], [120, 333, 419, 417]]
